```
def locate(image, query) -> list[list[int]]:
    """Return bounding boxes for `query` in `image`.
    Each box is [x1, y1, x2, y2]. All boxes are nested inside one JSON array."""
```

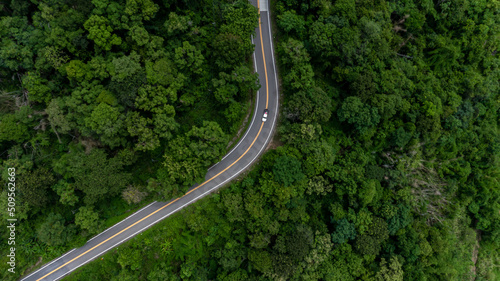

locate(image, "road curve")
[[20, 1, 278, 280]]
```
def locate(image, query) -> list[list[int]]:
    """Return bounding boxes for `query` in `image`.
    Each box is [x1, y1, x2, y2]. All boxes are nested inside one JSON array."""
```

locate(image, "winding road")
[[20, 1, 278, 280]]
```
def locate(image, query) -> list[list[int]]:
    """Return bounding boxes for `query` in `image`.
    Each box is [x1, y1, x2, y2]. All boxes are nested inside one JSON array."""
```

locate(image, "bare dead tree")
[[381, 144, 450, 225]]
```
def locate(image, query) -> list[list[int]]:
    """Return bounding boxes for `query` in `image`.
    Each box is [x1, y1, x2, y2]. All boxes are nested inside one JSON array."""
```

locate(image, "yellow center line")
[[37, 121, 264, 281], [36, 3, 270, 280], [185, 121, 264, 195], [36, 197, 181, 281], [257, 1, 269, 109]]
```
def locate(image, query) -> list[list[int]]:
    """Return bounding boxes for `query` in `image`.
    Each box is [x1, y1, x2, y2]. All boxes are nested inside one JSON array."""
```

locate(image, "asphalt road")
[[20, 1, 278, 280]]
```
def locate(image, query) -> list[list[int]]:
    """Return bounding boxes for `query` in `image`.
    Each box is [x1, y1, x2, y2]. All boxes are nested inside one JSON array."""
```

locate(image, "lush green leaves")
[[37, 213, 75, 247], [84, 15, 122, 50], [338, 96, 381, 135], [273, 156, 305, 187], [54, 149, 130, 205], [161, 121, 227, 190], [75, 206, 102, 234], [331, 218, 357, 244]]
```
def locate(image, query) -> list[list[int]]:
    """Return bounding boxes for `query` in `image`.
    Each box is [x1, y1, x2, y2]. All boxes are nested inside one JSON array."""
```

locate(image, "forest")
[[2, 0, 500, 280], [0, 0, 260, 279]]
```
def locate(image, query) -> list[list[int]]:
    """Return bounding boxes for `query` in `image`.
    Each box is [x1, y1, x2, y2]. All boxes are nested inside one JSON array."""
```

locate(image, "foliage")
[[37, 213, 75, 247], [4, 0, 499, 280], [54, 149, 131, 205], [0, 1, 260, 277], [75, 206, 102, 235], [272, 155, 305, 187], [331, 218, 357, 244], [161, 121, 227, 192]]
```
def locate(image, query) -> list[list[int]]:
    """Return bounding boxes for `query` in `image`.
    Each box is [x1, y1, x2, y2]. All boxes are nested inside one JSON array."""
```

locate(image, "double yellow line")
[[35, 3, 270, 281]]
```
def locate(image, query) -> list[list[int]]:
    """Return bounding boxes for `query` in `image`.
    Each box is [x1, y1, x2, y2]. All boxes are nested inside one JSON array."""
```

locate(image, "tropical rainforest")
[[1, 0, 499, 280], [0, 0, 259, 279]]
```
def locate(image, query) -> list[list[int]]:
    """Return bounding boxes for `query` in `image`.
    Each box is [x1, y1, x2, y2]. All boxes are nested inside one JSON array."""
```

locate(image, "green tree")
[[376, 256, 404, 281], [162, 121, 226, 189], [22, 71, 52, 104], [129, 25, 149, 46], [136, 84, 178, 113], [213, 65, 260, 104], [390, 126, 413, 148], [221, 2, 259, 40], [126, 112, 160, 151], [388, 205, 411, 235], [65, 60, 92, 82], [88, 56, 110, 80], [0, 16, 35, 71], [286, 87, 332, 123], [109, 52, 142, 82], [37, 213, 75, 246], [122, 185, 148, 204], [84, 15, 122, 50], [125, 0, 159, 21], [358, 179, 379, 207], [117, 246, 142, 270], [306, 175, 333, 195], [85, 102, 127, 148], [54, 149, 131, 205], [145, 57, 179, 86], [355, 235, 380, 256], [331, 218, 357, 244], [18, 167, 55, 209], [174, 41, 204, 75], [273, 156, 305, 187], [164, 12, 191, 35], [280, 38, 311, 68], [338, 96, 381, 134], [248, 250, 272, 275], [224, 102, 245, 130], [286, 224, 314, 262], [213, 79, 238, 104], [222, 192, 246, 223], [52, 180, 79, 206], [355, 208, 373, 235], [368, 217, 390, 242], [0, 114, 30, 143], [46, 98, 72, 135], [277, 10, 306, 37], [302, 231, 334, 277], [75, 206, 101, 234], [185, 121, 227, 166], [213, 33, 253, 70]]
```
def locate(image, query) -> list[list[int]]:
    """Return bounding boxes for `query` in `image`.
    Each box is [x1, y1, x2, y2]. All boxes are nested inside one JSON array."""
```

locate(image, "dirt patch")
[[266, 133, 283, 151], [471, 229, 482, 281], [80, 136, 101, 154], [22, 256, 43, 277], [226, 99, 253, 150]]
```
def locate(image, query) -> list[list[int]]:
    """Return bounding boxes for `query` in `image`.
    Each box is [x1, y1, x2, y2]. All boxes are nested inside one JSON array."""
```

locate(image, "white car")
[[262, 109, 269, 122]]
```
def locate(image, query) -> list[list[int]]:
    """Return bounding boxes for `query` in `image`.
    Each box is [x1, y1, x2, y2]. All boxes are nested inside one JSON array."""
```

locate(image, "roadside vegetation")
[[64, 0, 499, 280], [2, 0, 499, 280], [0, 0, 259, 279]]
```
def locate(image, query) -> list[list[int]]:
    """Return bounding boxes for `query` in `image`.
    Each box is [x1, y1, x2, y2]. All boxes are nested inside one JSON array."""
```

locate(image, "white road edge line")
[[41, 7, 280, 281], [266, 7, 279, 128], [20, 248, 76, 281], [24, 202, 158, 280], [87, 201, 158, 243], [53, 124, 275, 281], [208, 35, 260, 171]]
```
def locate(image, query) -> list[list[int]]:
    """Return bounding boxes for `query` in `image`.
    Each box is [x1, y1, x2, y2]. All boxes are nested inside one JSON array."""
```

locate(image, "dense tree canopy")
[[0, 1, 260, 279], [2, 0, 498, 280], [62, 0, 498, 280]]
